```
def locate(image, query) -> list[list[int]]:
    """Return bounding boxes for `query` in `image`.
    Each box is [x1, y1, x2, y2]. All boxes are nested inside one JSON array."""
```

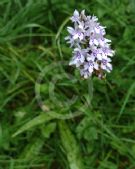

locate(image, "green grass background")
[[0, 0, 135, 168]]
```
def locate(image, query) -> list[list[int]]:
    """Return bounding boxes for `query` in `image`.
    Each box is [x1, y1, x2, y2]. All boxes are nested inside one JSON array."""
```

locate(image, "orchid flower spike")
[[65, 10, 115, 79]]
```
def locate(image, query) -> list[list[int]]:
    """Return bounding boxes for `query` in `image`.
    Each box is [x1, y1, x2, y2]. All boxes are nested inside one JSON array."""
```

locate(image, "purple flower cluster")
[[65, 10, 115, 79]]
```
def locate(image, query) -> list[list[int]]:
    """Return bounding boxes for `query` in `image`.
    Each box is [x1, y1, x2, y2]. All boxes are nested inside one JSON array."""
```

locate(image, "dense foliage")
[[0, 0, 135, 169]]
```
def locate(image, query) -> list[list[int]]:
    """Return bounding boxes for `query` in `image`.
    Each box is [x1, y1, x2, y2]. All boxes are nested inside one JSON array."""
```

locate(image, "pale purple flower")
[[80, 69, 91, 79], [84, 60, 98, 73], [70, 10, 80, 23], [101, 58, 112, 72], [67, 26, 84, 41], [65, 10, 115, 79], [69, 48, 86, 67]]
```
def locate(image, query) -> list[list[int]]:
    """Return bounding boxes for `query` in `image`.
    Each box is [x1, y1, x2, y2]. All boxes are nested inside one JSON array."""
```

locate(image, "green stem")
[[86, 77, 93, 107]]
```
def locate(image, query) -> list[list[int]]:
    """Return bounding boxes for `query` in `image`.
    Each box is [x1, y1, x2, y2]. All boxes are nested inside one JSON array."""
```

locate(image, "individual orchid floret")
[[67, 26, 84, 41], [65, 9, 115, 79], [69, 47, 87, 67], [70, 10, 80, 23]]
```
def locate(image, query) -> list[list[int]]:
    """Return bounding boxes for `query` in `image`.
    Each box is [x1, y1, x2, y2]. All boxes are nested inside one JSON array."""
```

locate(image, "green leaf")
[[12, 112, 55, 137], [76, 115, 99, 141], [41, 122, 56, 138], [19, 137, 44, 160], [59, 121, 84, 169]]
